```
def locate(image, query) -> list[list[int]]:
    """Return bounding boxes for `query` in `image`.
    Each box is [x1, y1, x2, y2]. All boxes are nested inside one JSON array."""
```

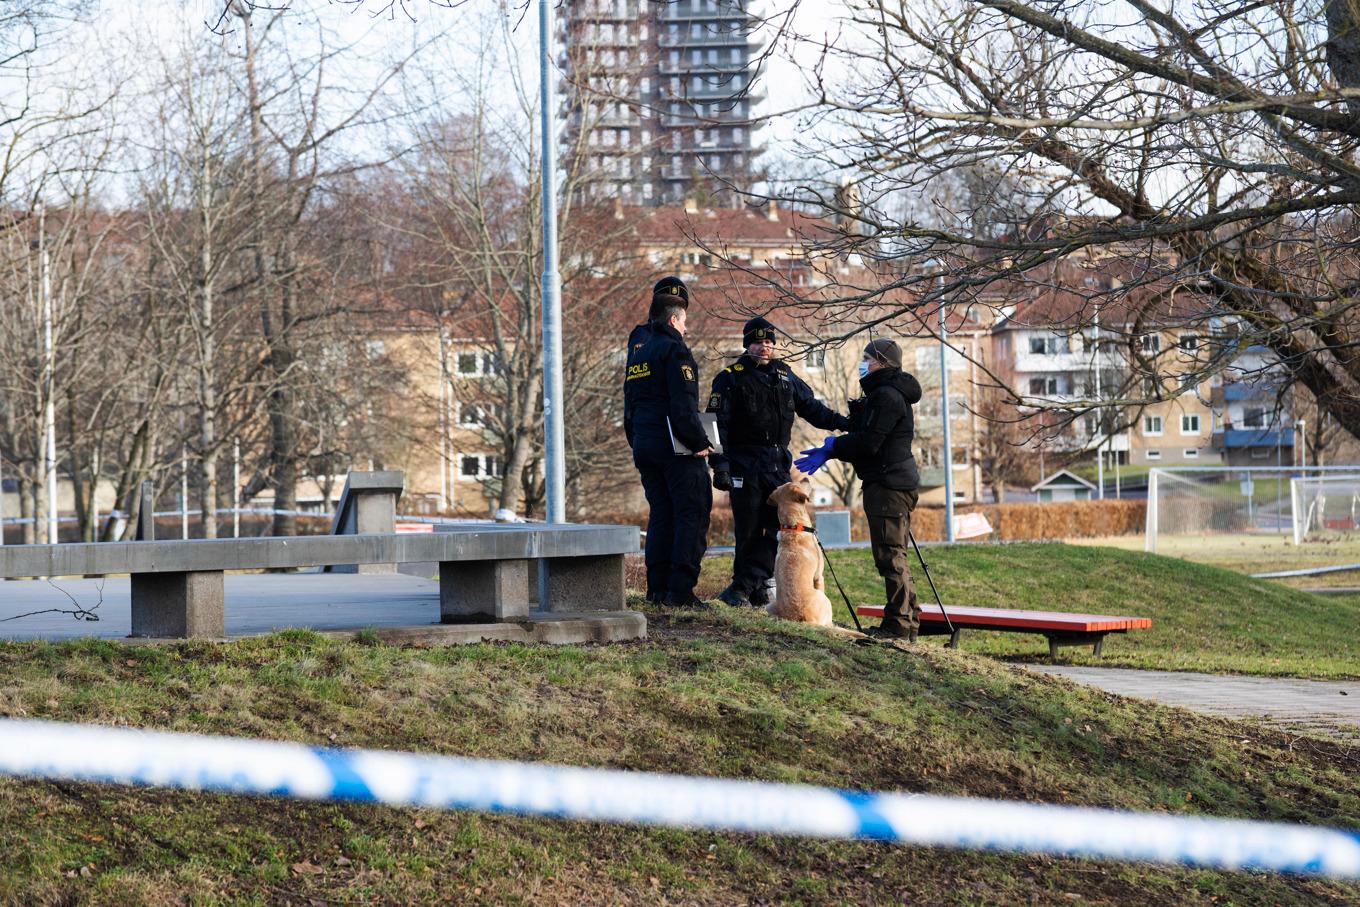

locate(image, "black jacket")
[[623, 320, 708, 458], [830, 367, 923, 490], [707, 355, 849, 473]]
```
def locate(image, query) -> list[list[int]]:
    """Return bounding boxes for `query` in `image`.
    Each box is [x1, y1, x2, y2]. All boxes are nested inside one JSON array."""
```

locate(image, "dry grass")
[[0, 609, 1357, 904]]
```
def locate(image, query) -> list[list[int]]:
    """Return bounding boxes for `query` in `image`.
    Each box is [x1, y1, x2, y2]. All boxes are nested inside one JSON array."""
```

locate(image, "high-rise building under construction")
[[560, 0, 763, 205]]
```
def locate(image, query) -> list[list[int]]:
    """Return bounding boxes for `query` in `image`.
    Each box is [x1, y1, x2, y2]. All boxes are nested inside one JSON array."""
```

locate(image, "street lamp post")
[[539, 0, 565, 524], [937, 272, 955, 543]]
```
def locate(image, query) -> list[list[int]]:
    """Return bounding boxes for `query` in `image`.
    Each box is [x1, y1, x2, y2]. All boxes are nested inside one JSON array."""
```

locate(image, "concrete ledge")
[[129, 571, 224, 638], [541, 554, 625, 612], [0, 525, 640, 578], [118, 611, 647, 647], [440, 559, 532, 622]]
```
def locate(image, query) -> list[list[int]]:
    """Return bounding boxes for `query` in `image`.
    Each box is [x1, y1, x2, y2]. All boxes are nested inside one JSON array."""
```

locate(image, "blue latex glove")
[[794, 436, 837, 475]]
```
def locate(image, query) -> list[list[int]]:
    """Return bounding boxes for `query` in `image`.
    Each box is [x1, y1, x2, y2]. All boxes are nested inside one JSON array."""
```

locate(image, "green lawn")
[[698, 543, 1360, 679], [1072, 532, 1360, 576], [0, 616, 1356, 904]]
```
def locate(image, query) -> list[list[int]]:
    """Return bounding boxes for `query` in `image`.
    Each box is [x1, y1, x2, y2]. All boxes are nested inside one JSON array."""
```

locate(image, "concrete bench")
[[0, 524, 638, 640], [855, 604, 1152, 658]]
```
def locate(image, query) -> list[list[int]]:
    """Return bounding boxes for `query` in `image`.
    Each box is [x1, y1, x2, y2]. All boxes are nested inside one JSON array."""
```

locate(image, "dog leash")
[[800, 528, 864, 633]]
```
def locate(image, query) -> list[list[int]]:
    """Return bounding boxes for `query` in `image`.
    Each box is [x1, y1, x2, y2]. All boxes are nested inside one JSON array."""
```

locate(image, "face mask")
[[858, 361, 871, 379]]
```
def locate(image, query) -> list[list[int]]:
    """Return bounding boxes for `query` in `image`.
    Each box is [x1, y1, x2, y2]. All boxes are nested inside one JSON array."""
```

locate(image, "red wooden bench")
[[855, 604, 1152, 658]]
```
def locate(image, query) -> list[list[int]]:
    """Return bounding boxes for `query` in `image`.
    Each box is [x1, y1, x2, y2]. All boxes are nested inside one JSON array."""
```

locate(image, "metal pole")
[[181, 447, 190, 540], [232, 438, 241, 538], [539, 0, 565, 524], [0, 452, 5, 546], [1093, 314, 1103, 500], [939, 285, 955, 542], [39, 206, 57, 545]]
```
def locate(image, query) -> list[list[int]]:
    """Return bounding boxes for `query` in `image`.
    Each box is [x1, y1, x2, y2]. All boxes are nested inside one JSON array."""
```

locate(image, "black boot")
[[717, 584, 751, 607], [665, 592, 712, 610], [868, 621, 915, 641]]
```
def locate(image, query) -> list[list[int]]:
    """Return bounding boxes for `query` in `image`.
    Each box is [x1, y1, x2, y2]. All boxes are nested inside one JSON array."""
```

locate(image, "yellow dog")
[[765, 479, 834, 626]]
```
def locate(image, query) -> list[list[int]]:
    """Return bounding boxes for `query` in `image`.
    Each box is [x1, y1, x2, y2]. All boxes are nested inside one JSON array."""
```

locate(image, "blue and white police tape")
[[1, 718, 1357, 878]]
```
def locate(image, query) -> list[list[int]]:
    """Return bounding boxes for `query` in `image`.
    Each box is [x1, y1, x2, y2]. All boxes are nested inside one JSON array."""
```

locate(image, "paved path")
[[0, 573, 442, 640], [1029, 665, 1360, 741]]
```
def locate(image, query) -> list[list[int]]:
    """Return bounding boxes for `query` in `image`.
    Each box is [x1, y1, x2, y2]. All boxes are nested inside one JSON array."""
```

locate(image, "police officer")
[[796, 338, 923, 639], [624, 277, 714, 607], [707, 316, 849, 608]]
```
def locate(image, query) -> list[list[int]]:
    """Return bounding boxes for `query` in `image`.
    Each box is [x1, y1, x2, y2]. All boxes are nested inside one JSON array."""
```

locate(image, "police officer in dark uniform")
[[624, 277, 714, 607], [797, 338, 923, 639], [707, 316, 849, 607]]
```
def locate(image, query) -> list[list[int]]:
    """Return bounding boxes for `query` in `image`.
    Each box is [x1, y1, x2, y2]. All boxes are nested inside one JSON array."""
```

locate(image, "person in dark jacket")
[[796, 338, 923, 639], [624, 277, 714, 607], [706, 316, 849, 607]]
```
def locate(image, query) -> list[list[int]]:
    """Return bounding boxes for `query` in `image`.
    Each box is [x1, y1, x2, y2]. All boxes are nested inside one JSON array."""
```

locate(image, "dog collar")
[[780, 524, 816, 534]]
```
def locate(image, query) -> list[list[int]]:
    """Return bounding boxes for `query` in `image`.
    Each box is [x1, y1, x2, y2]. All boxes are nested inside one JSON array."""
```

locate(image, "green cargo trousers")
[[863, 483, 920, 633]]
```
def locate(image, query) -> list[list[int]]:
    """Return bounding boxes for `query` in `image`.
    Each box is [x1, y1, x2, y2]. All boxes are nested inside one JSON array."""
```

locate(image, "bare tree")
[[749, 0, 1360, 446]]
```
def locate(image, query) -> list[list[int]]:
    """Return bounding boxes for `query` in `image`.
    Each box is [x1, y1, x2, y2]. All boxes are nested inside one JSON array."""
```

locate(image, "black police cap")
[[743, 316, 777, 347], [653, 276, 689, 305]]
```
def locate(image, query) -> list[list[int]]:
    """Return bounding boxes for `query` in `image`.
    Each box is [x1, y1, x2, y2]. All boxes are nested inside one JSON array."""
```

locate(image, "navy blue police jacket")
[[706, 354, 849, 474], [624, 320, 709, 458]]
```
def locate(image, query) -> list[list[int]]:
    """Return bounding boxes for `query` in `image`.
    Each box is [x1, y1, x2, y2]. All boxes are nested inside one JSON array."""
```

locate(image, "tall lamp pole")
[[539, 0, 565, 524], [937, 267, 955, 543], [39, 205, 58, 544]]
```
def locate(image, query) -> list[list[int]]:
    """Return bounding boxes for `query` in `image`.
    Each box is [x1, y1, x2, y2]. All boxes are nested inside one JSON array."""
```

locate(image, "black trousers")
[[728, 468, 789, 597], [635, 451, 712, 599]]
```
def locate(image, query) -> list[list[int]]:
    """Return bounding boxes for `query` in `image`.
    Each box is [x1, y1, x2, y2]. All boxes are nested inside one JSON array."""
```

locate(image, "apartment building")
[[990, 284, 1294, 470], [561, 0, 763, 204]]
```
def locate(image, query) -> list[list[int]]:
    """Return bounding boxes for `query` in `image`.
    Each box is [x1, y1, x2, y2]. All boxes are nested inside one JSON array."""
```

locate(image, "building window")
[[459, 454, 505, 479], [1028, 336, 1061, 355], [1143, 415, 1163, 435], [459, 404, 485, 427], [1028, 376, 1059, 395], [1183, 448, 1200, 458], [456, 353, 481, 376], [1142, 334, 1161, 353], [1180, 414, 1200, 434], [1242, 408, 1266, 428], [1146, 449, 1162, 461], [806, 348, 825, 369], [1142, 376, 1159, 397], [1251, 447, 1271, 459], [1178, 334, 1199, 351]]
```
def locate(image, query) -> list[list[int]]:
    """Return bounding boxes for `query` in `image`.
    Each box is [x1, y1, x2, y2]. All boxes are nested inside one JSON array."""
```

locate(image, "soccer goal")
[[1145, 466, 1360, 554], [1144, 468, 1276, 554], [1290, 474, 1360, 545]]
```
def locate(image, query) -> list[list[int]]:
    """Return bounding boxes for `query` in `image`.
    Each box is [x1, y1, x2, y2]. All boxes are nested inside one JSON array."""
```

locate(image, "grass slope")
[[0, 609, 1357, 905], [758, 543, 1360, 678]]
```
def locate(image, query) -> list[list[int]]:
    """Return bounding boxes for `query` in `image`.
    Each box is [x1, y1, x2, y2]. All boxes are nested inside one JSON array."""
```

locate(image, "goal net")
[[1290, 475, 1360, 545], [1144, 468, 1293, 554]]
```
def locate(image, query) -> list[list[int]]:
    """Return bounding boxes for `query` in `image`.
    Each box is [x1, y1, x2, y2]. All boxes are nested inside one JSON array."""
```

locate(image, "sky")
[[41, 0, 845, 179]]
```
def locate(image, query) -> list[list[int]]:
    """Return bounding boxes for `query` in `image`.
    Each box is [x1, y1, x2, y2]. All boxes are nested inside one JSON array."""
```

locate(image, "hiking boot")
[[868, 623, 917, 642], [664, 593, 712, 610], [717, 584, 751, 608]]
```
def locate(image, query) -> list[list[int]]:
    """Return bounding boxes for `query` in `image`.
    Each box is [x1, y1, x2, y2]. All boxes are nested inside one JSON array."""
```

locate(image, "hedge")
[[600, 497, 1146, 545]]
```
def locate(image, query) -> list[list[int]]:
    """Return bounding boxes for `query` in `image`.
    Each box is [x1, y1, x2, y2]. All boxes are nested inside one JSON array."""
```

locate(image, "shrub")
[[597, 498, 1145, 544]]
